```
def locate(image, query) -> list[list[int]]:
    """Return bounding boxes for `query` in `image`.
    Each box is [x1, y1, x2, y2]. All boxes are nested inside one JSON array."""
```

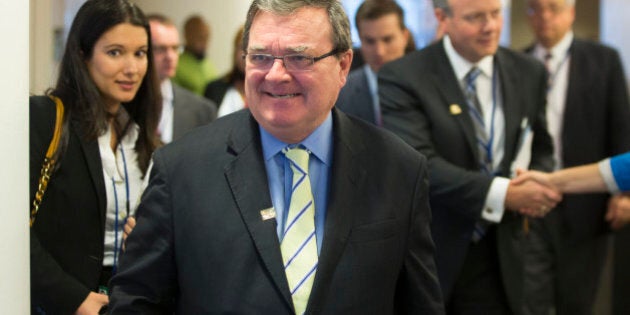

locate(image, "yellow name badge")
[[450, 104, 462, 115], [260, 207, 276, 221]]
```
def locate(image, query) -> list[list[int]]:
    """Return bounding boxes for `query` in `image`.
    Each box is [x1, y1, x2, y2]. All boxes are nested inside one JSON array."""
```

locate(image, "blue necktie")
[[464, 67, 493, 174], [465, 67, 492, 242]]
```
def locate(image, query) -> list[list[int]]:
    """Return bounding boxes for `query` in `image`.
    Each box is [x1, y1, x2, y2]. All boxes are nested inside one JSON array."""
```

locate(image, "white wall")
[[1, 0, 30, 313], [134, 0, 251, 76], [601, 0, 630, 91]]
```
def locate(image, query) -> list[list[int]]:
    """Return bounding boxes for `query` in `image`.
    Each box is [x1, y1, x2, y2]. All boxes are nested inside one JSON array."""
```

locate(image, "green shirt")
[[173, 50, 218, 95]]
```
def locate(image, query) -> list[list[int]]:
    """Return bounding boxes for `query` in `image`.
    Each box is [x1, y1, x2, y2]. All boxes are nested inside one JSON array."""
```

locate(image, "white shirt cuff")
[[482, 177, 510, 223], [599, 158, 620, 194]]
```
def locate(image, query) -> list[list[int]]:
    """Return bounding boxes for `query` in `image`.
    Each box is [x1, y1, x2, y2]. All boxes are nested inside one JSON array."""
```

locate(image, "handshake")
[[504, 169, 562, 218], [508, 168, 630, 230]]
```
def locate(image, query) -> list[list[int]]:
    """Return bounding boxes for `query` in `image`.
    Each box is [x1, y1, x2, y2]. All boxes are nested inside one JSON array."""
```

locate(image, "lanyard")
[[111, 142, 130, 274], [479, 67, 499, 172]]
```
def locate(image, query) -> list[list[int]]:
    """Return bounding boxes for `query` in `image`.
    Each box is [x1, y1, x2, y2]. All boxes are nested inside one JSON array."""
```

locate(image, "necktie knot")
[[543, 52, 553, 71], [283, 146, 310, 174], [465, 67, 482, 89]]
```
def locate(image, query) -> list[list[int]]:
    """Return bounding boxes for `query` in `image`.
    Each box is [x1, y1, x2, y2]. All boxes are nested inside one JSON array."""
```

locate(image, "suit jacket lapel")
[[223, 114, 293, 309], [171, 85, 184, 140], [432, 44, 480, 163], [495, 50, 522, 174], [307, 109, 367, 313], [73, 120, 107, 233], [355, 70, 377, 123], [563, 39, 582, 156]]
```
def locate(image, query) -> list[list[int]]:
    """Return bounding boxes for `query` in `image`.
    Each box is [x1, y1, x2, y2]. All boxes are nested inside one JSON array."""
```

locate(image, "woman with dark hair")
[[29, 0, 161, 313], [203, 25, 246, 117]]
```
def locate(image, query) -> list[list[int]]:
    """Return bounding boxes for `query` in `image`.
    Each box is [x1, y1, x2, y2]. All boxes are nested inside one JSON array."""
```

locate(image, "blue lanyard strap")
[[486, 67, 498, 166]]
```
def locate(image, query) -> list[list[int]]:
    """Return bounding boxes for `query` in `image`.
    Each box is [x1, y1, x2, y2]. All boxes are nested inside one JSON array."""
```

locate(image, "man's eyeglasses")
[[527, 4, 569, 16], [243, 48, 339, 72], [153, 45, 184, 55], [460, 9, 502, 26]]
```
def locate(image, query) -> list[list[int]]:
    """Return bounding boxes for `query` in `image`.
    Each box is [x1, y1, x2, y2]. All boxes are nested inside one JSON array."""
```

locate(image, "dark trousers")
[[523, 210, 608, 315], [447, 226, 512, 315]]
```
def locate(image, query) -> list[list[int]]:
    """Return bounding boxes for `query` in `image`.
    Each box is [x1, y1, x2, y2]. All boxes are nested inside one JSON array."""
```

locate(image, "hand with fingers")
[[506, 171, 562, 218], [606, 193, 630, 230], [122, 216, 136, 252], [74, 292, 108, 315]]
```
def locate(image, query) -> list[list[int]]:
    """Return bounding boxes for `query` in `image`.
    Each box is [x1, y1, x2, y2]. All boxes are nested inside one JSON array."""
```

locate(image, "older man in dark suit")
[[109, 0, 444, 314], [149, 14, 217, 144], [522, 0, 630, 314], [379, 0, 561, 314]]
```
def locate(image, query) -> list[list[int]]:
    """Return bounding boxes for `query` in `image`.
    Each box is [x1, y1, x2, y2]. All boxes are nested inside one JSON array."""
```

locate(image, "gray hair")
[[242, 0, 352, 56]]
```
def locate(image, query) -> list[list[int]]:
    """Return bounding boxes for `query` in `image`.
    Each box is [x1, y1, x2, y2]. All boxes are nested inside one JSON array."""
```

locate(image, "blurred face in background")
[[150, 21, 181, 81], [437, 0, 503, 63], [527, 0, 575, 49], [358, 13, 409, 72], [87, 22, 148, 111]]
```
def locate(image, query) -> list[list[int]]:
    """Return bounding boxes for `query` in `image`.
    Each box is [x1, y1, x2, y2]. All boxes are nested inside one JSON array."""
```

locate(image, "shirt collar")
[[443, 35, 495, 81], [533, 31, 573, 61], [160, 79, 174, 102], [260, 113, 333, 166]]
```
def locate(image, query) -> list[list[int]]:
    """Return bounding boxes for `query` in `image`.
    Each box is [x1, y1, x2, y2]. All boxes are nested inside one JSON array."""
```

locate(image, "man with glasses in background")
[[523, 1, 630, 314], [379, 0, 560, 314], [148, 14, 217, 144], [110, 1, 444, 314]]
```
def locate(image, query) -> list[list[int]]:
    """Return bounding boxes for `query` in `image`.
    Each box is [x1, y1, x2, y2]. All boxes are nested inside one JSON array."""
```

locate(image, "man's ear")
[[434, 7, 448, 23], [338, 49, 353, 86]]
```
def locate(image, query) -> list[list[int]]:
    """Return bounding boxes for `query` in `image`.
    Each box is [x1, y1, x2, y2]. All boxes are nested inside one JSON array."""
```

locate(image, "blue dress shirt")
[[260, 114, 333, 254]]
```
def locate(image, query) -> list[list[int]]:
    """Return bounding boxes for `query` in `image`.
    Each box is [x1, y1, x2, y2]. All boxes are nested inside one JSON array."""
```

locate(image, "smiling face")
[[245, 7, 352, 143], [86, 22, 148, 113], [438, 0, 503, 63]]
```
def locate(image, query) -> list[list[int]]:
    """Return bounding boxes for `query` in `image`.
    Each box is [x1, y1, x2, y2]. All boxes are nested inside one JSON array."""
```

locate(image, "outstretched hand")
[[512, 168, 555, 190], [507, 168, 562, 217]]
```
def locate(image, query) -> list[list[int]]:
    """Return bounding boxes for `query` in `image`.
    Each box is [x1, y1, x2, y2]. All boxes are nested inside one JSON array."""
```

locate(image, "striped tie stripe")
[[284, 231, 316, 268]]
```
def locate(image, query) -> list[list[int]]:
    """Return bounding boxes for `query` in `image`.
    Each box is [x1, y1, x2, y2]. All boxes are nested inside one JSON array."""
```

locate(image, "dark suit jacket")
[[171, 83, 217, 141], [30, 96, 108, 314], [335, 67, 378, 124], [379, 41, 554, 315], [526, 39, 630, 239], [203, 76, 231, 106], [109, 109, 445, 314]]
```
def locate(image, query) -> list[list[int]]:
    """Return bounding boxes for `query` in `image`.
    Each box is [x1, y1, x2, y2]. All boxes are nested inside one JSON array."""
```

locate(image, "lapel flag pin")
[[260, 207, 276, 221], [450, 104, 462, 115]]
